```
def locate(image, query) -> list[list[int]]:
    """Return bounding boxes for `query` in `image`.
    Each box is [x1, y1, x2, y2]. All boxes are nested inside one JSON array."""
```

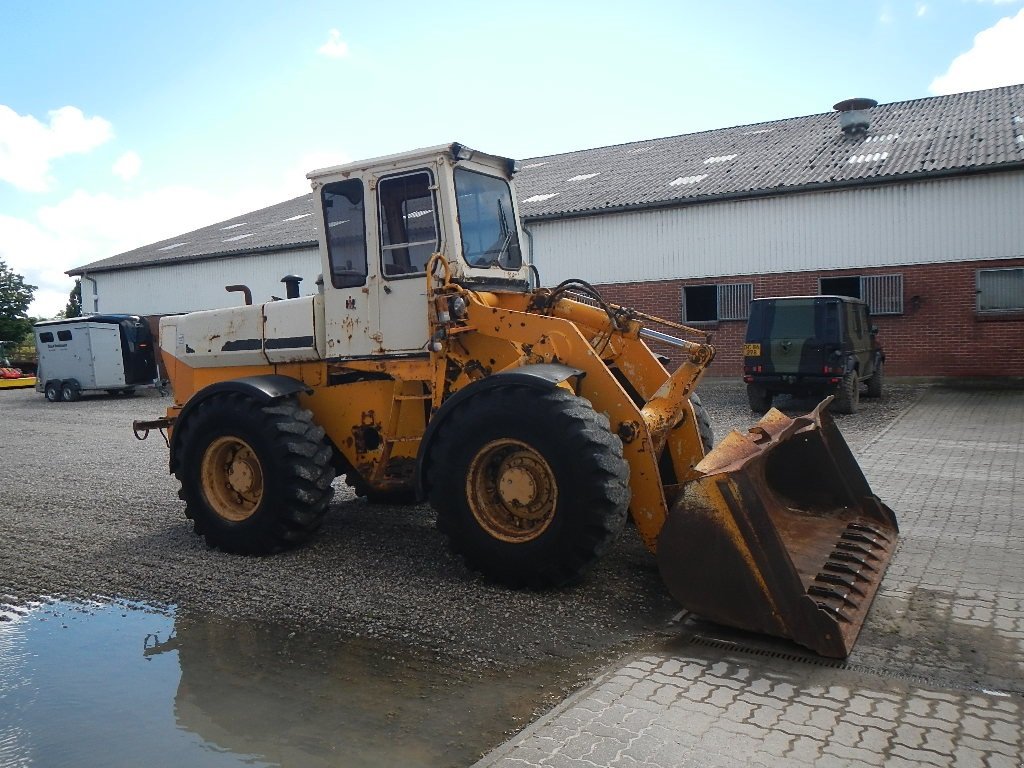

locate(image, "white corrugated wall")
[[525, 171, 1024, 285], [84, 247, 321, 315]]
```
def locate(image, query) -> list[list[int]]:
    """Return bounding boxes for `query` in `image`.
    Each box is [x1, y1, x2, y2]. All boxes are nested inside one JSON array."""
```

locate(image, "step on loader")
[[135, 143, 897, 658]]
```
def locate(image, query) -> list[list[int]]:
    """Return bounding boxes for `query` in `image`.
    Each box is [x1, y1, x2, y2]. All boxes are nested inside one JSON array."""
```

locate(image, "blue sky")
[[2, 0, 1022, 316]]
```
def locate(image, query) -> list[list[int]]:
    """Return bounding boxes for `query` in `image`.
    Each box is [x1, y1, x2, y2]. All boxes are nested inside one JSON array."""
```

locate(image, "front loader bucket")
[[657, 398, 898, 658]]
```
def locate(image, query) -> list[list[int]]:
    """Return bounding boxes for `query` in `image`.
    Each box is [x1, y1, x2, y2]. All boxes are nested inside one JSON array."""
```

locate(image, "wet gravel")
[[0, 379, 923, 670]]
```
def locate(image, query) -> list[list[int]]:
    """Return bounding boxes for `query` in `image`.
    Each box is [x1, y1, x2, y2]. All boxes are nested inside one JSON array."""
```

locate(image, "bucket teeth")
[[823, 561, 871, 582], [811, 599, 852, 623], [835, 541, 882, 561], [808, 584, 860, 609], [841, 531, 883, 548], [829, 551, 879, 572], [815, 573, 866, 596], [847, 522, 891, 543]]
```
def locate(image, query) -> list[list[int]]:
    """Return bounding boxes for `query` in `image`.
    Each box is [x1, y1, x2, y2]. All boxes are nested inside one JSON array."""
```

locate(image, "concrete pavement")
[[477, 386, 1024, 767]]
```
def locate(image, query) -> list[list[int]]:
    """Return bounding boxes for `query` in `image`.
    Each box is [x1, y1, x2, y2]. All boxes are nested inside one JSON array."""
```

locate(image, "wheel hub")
[[227, 458, 256, 494], [201, 436, 264, 522], [467, 438, 557, 543]]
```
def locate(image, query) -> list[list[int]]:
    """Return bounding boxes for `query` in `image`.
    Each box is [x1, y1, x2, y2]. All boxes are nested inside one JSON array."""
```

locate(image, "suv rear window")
[[747, 299, 841, 343]]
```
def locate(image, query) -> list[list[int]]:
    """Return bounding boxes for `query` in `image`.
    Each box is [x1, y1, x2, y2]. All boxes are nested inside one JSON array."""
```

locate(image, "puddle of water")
[[0, 599, 587, 767]]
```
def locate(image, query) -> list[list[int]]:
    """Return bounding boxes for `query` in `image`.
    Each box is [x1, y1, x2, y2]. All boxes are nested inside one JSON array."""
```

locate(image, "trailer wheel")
[[174, 393, 336, 554], [61, 380, 81, 402], [44, 381, 63, 402], [427, 386, 630, 589]]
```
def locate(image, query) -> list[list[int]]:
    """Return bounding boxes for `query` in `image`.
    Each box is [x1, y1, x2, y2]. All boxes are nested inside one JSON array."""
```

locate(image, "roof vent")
[[833, 98, 878, 138]]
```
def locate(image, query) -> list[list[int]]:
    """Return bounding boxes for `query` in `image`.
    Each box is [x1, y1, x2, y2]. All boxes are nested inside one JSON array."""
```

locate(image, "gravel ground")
[[0, 378, 923, 670]]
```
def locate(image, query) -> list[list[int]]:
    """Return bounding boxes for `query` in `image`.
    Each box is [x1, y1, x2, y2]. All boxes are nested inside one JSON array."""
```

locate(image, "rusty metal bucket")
[[657, 398, 898, 658]]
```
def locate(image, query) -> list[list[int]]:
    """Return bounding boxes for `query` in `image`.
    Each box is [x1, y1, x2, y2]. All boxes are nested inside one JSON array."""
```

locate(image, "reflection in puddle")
[[0, 599, 584, 767]]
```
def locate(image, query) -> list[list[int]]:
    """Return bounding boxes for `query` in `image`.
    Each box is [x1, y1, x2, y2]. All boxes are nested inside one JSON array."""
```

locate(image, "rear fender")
[[168, 374, 312, 471], [414, 363, 584, 499]]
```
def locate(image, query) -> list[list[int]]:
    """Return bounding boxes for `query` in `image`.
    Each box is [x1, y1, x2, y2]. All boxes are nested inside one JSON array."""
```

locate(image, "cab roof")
[[306, 142, 516, 181]]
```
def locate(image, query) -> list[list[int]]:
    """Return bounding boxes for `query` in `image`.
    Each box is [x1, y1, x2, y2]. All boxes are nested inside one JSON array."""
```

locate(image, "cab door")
[[320, 177, 380, 358], [373, 167, 442, 354]]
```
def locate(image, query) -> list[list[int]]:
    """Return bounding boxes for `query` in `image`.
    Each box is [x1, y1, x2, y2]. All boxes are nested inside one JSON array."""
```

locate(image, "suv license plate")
[[743, 343, 761, 357]]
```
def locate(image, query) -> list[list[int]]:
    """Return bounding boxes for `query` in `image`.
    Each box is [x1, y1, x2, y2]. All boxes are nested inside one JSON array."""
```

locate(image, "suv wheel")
[[746, 384, 773, 414], [866, 361, 883, 398], [832, 371, 859, 414]]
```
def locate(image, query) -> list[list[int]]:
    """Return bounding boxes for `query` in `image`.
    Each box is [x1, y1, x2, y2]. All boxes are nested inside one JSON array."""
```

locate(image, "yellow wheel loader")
[[135, 143, 897, 658]]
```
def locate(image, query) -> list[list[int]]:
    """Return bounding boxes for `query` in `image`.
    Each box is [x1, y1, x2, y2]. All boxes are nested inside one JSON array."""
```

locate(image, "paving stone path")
[[478, 387, 1024, 767]]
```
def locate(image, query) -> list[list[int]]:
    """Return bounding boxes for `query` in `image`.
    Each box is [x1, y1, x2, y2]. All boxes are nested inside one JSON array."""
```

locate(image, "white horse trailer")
[[34, 315, 159, 402]]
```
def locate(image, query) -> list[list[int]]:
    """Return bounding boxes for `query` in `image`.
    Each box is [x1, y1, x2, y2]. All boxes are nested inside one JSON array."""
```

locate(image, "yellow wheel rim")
[[200, 435, 264, 522], [466, 438, 557, 543]]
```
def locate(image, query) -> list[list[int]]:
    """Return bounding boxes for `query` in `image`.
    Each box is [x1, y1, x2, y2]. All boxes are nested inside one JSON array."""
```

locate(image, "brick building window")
[[683, 282, 753, 322], [819, 274, 903, 315], [977, 267, 1024, 313]]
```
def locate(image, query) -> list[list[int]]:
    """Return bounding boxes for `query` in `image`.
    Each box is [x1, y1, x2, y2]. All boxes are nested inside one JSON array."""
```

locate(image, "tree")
[[65, 278, 83, 318], [0, 258, 36, 345]]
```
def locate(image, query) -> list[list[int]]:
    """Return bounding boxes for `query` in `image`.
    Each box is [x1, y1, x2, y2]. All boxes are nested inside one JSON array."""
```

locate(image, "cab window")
[[321, 179, 367, 289], [453, 168, 521, 269], [378, 171, 439, 277]]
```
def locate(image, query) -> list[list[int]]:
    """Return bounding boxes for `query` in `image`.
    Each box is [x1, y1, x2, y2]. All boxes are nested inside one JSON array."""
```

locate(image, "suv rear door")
[[746, 298, 841, 375]]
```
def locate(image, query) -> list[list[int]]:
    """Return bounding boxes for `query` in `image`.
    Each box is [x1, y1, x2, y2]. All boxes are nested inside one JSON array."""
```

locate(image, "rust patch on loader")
[[658, 398, 898, 658]]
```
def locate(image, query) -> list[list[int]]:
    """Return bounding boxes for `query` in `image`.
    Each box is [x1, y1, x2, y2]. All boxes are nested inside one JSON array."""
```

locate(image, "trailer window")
[[378, 171, 439, 277], [57, 330, 72, 341], [321, 179, 367, 289], [39, 332, 54, 343]]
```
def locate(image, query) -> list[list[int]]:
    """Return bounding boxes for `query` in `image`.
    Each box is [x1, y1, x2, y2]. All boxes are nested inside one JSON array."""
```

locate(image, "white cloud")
[[2, 153, 353, 317], [0, 105, 114, 192], [317, 28, 350, 58], [112, 151, 142, 181], [0, 145, 353, 318], [916, 3, 928, 17], [930, 8, 1024, 93], [879, 5, 894, 23], [1, 186, 270, 318]]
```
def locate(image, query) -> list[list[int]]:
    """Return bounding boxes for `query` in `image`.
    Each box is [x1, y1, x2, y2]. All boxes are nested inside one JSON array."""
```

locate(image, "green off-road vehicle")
[[742, 295, 884, 414]]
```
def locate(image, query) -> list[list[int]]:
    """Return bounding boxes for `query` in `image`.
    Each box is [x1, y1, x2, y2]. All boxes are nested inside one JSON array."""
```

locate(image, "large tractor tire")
[[173, 393, 336, 554], [690, 393, 715, 453], [427, 386, 630, 589], [866, 360, 884, 398], [832, 370, 860, 414], [746, 384, 773, 414]]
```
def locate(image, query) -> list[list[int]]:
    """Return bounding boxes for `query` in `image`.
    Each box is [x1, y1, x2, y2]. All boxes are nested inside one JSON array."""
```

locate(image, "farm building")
[[69, 84, 1024, 377]]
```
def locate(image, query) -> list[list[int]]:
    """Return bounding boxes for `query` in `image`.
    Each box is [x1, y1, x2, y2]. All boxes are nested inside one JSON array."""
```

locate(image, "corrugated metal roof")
[[70, 84, 1024, 275], [70, 194, 317, 274], [516, 85, 1024, 219]]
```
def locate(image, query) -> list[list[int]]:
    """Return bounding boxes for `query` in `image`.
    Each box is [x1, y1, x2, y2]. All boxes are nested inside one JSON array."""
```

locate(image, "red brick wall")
[[595, 258, 1024, 378]]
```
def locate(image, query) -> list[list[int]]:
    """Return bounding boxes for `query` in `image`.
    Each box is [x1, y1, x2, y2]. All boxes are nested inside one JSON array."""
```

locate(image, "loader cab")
[[309, 143, 530, 359]]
